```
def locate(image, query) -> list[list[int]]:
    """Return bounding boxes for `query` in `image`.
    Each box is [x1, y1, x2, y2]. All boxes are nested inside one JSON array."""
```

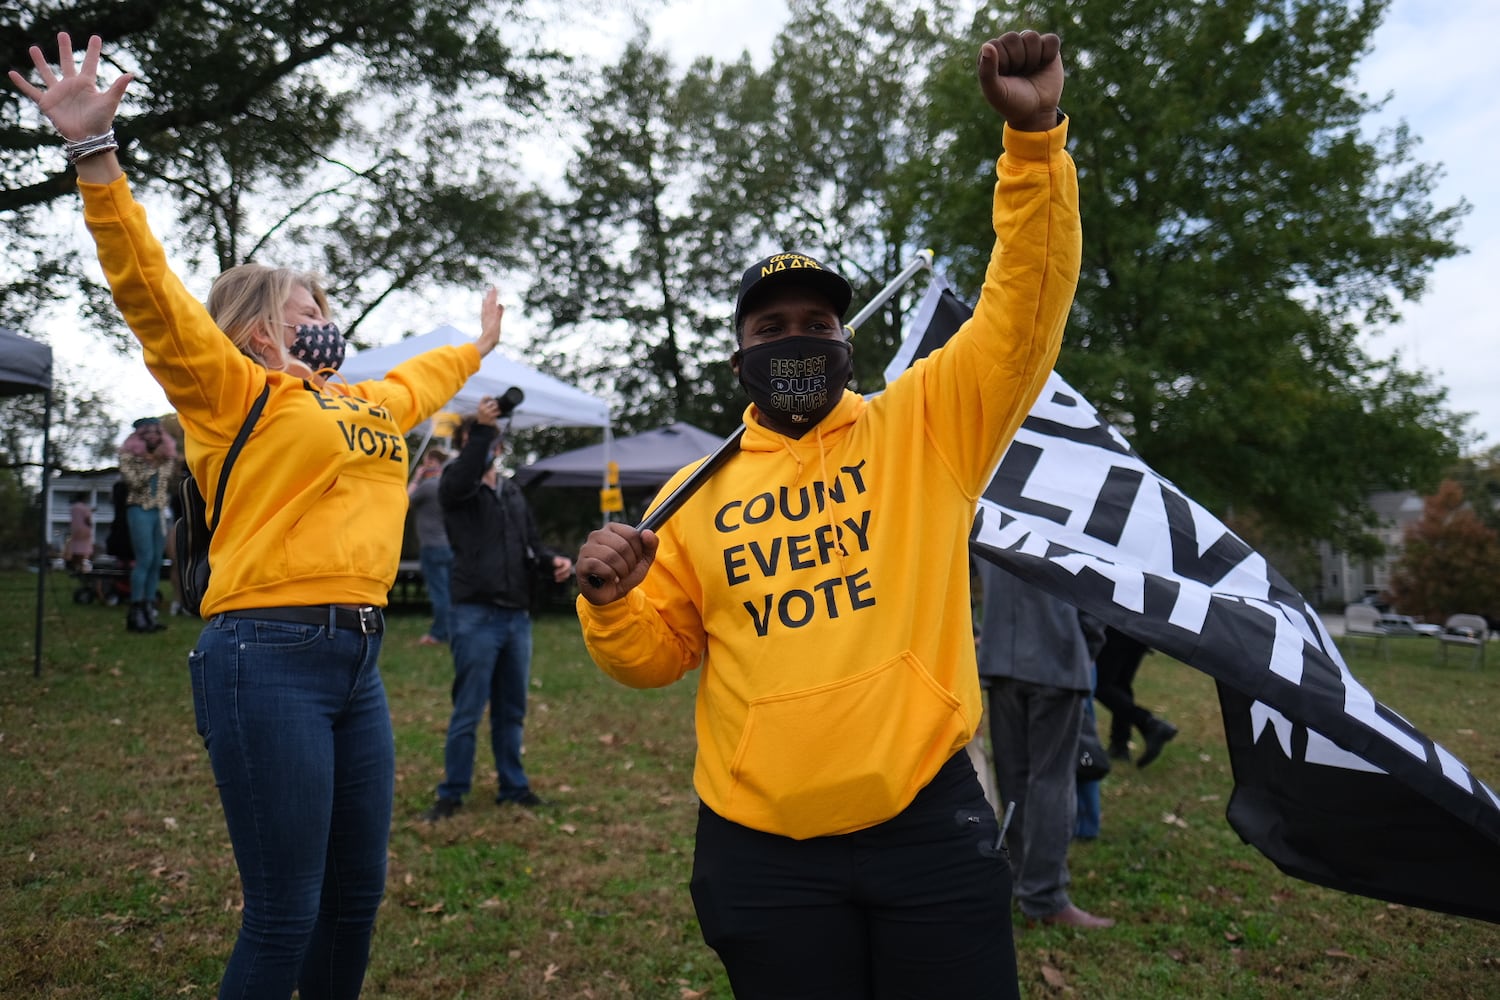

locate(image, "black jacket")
[[439, 423, 558, 609]]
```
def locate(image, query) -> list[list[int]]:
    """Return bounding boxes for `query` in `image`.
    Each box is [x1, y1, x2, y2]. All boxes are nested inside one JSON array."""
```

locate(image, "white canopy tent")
[[339, 324, 612, 431]]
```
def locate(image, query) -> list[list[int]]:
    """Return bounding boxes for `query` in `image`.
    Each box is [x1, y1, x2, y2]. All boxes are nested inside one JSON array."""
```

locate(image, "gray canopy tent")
[[514, 422, 724, 490], [1, 327, 55, 677]]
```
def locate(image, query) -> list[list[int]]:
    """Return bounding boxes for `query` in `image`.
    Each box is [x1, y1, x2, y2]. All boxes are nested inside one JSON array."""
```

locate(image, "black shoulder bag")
[[173, 385, 270, 617]]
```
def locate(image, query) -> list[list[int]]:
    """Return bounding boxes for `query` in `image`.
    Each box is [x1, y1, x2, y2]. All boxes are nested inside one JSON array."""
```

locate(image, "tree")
[[921, 0, 1469, 552], [3, 0, 557, 345], [1388, 480, 1500, 621], [1444, 444, 1500, 534], [0, 376, 123, 476], [527, 37, 740, 435], [526, 0, 964, 433]]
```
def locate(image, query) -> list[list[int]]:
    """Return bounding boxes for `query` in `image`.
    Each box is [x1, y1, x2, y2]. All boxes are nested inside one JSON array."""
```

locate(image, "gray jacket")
[[975, 559, 1099, 693]]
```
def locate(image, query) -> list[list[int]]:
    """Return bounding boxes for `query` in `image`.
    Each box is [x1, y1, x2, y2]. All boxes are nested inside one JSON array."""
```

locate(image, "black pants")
[[1094, 628, 1153, 745], [689, 751, 1019, 1000]]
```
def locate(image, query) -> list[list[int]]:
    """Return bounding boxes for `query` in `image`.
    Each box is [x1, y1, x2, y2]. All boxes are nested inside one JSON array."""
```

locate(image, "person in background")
[[1096, 626, 1178, 768], [117, 415, 175, 632], [573, 29, 1080, 996], [65, 493, 94, 571], [420, 405, 573, 821], [407, 447, 452, 646], [1075, 648, 1107, 840], [977, 559, 1115, 929], [10, 34, 500, 998]]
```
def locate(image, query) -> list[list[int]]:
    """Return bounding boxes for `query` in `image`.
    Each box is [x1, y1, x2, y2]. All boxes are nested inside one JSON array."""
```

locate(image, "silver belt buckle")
[[357, 606, 379, 634]]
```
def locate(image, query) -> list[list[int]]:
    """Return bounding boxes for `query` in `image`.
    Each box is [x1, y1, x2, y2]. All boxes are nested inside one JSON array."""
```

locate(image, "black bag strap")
[[209, 383, 271, 532]]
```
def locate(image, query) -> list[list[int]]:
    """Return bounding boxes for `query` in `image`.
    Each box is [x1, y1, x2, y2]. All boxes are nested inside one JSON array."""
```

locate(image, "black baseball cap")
[[733, 252, 853, 335]]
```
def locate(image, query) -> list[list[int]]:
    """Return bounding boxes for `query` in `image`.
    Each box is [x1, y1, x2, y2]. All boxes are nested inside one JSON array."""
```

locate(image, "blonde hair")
[[205, 264, 331, 369]]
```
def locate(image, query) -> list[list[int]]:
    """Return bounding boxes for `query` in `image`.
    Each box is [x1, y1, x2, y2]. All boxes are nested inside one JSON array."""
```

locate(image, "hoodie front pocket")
[[726, 651, 964, 839]]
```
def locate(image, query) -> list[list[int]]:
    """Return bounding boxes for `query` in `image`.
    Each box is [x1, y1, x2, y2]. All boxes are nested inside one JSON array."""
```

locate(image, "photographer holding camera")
[[420, 391, 573, 822]]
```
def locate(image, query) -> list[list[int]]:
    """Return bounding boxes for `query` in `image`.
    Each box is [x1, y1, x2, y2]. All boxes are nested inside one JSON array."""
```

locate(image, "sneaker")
[[417, 634, 443, 647], [420, 797, 462, 823], [498, 790, 548, 808]]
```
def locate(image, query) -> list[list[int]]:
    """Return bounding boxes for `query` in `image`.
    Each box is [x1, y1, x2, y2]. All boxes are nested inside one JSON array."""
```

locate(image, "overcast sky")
[[71, 0, 1499, 452]]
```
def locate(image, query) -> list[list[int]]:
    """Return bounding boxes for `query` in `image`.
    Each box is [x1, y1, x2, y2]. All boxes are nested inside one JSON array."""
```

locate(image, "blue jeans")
[[1077, 665, 1103, 839], [417, 544, 453, 641], [189, 614, 394, 1000], [440, 603, 533, 802], [126, 505, 165, 603]]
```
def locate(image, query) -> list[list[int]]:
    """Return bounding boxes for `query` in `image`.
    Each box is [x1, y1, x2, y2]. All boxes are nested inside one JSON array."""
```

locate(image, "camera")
[[496, 386, 524, 417]]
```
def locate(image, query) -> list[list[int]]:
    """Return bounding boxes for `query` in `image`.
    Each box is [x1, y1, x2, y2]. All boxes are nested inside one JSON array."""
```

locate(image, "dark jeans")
[[689, 752, 1019, 1000], [190, 613, 394, 1000], [418, 544, 453, 641], [1095, 629, 1152, 744], [440, 603, 533, 802], [986, 678, 1084, 918]]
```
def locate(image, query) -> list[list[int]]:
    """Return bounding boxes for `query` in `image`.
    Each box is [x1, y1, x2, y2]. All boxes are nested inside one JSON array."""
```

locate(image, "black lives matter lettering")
[[310, 392, 406, 464], [716, 460, 876, 636]]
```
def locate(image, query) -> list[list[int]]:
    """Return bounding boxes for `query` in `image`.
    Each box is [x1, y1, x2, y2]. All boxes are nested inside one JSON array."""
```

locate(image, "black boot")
[[1136, 717, 1178, 769], [126, 601, 151, 633], [145, 602, 167, 632]]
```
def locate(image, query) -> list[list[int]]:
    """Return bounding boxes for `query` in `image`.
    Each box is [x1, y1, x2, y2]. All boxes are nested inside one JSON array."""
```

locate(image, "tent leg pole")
[[35, 389, 51, 678]]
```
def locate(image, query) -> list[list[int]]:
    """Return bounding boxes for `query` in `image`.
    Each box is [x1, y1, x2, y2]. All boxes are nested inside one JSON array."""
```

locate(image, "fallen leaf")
[[1040, 964, 1067, 988], [1166, 949, 1186, 962], [543, 962, 560, 983], [422, 902, 444, 914], [560, 823, 578, 835], [1224, 932, 1242, 942], [598, 733, 616, 745], [1324, 949, 1356, 960], [680, 989, 709, 999], [162, 817, 178, 830]]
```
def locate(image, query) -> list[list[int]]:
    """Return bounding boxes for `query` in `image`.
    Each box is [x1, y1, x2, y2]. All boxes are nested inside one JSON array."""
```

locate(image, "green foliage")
[[0, 375, 123, 476], [922, 0, 1468, 550], [527, 0, 965, 433], [1388, 479, 1500, 621], [2, 0, 558, 345]]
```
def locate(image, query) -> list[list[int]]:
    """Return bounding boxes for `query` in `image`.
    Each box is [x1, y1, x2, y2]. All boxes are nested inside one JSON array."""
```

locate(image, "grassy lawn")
[[2, 569, 1498, 998]]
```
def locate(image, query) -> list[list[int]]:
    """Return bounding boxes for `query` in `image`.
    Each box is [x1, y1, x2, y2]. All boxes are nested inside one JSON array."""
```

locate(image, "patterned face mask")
[[287, 322, 345, 371], [736, 335, 853, 438]]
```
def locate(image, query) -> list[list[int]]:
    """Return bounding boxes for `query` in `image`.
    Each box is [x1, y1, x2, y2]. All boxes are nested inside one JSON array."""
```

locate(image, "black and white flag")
[[891, 277, 1500, 923]]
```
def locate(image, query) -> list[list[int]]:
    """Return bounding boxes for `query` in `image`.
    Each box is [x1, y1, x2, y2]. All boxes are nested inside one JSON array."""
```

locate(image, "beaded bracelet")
[[62, 129, 119, 164]]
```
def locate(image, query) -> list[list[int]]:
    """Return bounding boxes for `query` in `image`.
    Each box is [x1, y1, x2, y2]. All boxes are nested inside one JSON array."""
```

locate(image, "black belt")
[[221, 605, 384, 634]]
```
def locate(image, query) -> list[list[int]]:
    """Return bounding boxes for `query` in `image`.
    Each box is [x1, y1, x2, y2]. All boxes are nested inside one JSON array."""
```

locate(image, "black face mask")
[[736, 336, 853, 438]]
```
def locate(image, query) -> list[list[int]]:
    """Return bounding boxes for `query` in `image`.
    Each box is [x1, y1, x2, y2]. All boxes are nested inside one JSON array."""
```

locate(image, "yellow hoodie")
[[80, 175, 479, 615], [577, 121, 1081, 839]]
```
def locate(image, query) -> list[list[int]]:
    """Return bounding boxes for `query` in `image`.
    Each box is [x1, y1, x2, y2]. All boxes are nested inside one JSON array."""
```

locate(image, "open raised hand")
[[976, 30, 1063, 132], [8, 33, 133, 142], [475, 286, 504, 357]]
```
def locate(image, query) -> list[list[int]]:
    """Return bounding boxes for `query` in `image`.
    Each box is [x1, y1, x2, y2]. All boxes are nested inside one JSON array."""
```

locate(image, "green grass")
[[3, 570, 1498, 998]]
